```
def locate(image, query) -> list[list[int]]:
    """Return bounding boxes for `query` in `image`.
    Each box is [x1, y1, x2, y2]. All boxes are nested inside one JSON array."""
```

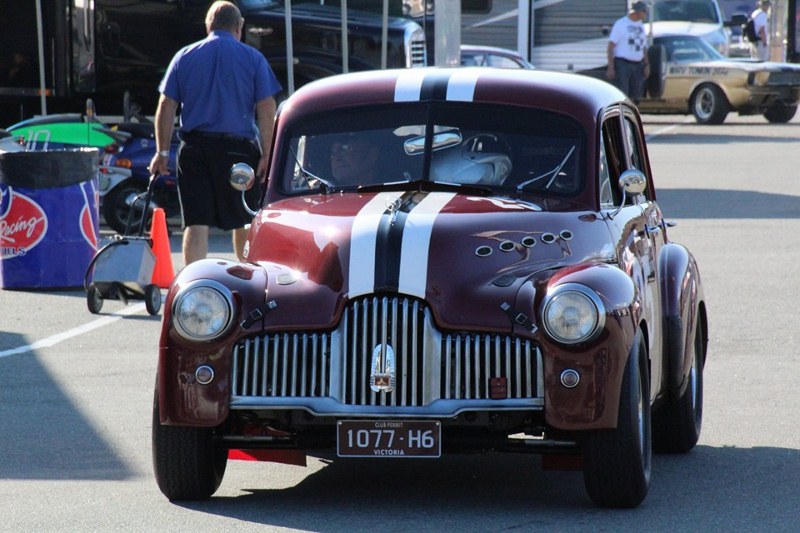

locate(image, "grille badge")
[[370, 344, 396, 393]]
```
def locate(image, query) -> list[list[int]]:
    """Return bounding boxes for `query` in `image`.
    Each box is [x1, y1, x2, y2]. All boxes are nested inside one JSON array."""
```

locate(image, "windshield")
[[651, 0, 721, 24], [655, 35, 725, 62], [279, 103, 584, 197]]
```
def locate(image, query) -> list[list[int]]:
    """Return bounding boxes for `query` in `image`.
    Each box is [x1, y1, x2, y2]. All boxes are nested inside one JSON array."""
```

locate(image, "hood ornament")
[[370, 344, 396, 393]]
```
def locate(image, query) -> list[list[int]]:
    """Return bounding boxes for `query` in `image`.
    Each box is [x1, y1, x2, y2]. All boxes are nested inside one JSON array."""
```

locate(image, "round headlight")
[[542, 284, 605, 344], [172, 280, 234, 341]]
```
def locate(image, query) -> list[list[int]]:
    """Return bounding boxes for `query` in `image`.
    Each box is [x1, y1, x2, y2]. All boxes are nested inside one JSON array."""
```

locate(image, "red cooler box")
[[0, 148, 100, 289]]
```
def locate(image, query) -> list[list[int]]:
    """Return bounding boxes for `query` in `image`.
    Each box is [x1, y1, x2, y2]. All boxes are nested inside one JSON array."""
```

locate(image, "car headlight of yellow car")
[[172, 280, 235, 341], [541, 283, 605, 344]]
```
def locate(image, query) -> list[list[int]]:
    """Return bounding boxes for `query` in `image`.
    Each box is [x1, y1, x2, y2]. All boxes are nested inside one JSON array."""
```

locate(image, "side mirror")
[[609, 169, 647, 219], [619, 168, 647, 196], [230, 162, 255, 192], [229, 163, 258, 217]]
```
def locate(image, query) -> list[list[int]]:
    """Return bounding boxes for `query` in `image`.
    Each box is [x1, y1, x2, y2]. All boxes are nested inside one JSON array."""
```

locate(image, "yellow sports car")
[[639, 33, 800, 124]]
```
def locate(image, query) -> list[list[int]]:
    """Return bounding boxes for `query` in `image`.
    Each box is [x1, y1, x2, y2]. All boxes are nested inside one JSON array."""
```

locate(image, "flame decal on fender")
[[348, 191, 455, 299]]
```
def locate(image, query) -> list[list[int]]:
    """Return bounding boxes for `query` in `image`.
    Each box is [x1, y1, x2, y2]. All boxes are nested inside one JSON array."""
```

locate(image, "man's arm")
[[255, 96, 277, 180], [148, 94, 179, 176]]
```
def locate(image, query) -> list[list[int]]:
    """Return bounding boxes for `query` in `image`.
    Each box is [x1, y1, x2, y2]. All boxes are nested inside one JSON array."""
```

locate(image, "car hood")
[[244, 191, 614, 331]]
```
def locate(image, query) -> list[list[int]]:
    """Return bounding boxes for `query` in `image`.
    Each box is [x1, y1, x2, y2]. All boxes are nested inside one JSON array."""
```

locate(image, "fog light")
[[195, 365, 215, 385], [560, 369, 580, 388]]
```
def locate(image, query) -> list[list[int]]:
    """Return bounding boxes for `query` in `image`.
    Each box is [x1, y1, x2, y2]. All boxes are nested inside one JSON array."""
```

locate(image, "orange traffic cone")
[[150, 207, 175, 289]]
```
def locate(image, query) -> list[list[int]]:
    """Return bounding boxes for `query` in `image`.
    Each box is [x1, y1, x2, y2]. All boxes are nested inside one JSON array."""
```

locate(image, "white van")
[[649, 0, 732, 56]]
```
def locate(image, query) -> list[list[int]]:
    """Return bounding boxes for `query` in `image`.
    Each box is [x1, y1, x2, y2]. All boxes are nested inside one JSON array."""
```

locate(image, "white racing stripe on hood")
[[348, 192, 456, 298], [398, 192, 456, 298], [348, 193, 400, 297]]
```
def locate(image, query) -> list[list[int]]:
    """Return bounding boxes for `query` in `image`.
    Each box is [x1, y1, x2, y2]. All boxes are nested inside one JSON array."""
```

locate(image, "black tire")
[[86, 284, 103, 314], [144, 284, 162, 315], [582, 331, 651, 508], [691, 84, 730, 125], [653, 317, 704, 454], [763, 102, 798, 123], [152, 392, 228, 501], [102, 179, 147, 235]]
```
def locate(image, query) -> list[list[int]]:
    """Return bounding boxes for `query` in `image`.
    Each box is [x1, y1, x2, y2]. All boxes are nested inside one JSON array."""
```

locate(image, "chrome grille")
[[443, 334, 536, 400], [410, 40, 427, 67], [232, 296, 542, 413], [232, 332, 331, 398], [341, 296, 430, 407]]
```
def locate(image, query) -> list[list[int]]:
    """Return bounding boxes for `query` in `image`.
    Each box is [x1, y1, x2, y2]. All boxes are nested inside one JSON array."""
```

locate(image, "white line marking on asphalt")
[[646, 117, 694, 141], [0, 303, 147, 359]]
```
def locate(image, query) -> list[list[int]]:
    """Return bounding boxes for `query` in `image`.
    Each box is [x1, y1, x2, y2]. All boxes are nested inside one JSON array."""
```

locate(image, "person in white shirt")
[[750, 0, 771, 60], [606, 1, 650, 104]]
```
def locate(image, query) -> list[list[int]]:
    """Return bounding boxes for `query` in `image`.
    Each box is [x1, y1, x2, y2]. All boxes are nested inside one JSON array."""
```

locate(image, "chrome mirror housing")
[[619, 169, 647, 196], [230, 162, 256, 192], [229, 163, 258, 217]]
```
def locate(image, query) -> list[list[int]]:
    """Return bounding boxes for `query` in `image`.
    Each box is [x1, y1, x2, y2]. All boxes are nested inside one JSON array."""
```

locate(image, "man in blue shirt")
[[149, 0, 281, 265]]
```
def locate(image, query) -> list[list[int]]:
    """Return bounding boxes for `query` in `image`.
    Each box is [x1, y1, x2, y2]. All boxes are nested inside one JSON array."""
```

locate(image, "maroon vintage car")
[[152, 67, 708, 508]]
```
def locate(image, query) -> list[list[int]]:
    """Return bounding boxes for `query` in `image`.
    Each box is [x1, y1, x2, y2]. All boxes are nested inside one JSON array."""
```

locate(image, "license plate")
[[337, 420, 441, 458]]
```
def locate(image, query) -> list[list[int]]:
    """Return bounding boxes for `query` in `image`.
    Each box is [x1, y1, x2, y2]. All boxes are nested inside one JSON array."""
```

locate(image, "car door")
[[599, 105, 664, 401]]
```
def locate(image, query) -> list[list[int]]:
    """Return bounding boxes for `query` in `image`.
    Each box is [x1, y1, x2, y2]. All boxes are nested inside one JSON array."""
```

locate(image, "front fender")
[[534, 263, 640, 430], [659, 243, 704, 395], [157, 259, 269, 427]]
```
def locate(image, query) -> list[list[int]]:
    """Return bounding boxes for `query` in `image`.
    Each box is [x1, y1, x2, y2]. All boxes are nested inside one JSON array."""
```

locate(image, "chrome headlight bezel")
[[171, 279, 235, 342], [541, 283, 605, 345]]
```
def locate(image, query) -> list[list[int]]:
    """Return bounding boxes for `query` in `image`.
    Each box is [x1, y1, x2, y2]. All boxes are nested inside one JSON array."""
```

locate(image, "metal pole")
[[35, 0, 47, 115], [341, 0, 349, 73], [518, 0, 531, 63], [381, 0, 389, 69], [285, 0, 295, 94]]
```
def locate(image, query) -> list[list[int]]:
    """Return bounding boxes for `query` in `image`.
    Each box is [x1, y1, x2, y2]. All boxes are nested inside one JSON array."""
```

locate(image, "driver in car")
[[330, 134, 380, 184]]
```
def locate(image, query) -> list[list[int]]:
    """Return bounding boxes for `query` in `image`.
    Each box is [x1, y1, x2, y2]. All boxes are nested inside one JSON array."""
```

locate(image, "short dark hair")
[[206, 1, 243, 33]]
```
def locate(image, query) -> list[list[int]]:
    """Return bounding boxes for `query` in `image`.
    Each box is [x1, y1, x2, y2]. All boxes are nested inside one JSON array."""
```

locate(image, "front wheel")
[[763, 102, 798, 123], [582, 331, 651, 508], [692, 84, 729, 125], [152, 392, 227, 501]]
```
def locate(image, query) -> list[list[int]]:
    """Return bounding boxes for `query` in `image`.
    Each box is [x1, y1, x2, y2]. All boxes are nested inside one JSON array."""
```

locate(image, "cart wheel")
[[87, 284, 104, 314], [145, 284, 162, 315]]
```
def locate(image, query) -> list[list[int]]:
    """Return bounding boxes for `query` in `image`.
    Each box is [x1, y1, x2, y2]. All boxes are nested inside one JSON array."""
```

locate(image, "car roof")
[[279, 68, 626, 127]]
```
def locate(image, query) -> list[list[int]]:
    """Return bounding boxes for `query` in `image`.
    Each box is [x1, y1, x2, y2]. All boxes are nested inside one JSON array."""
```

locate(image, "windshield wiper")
[[289, 146, 336, 192], [516, 145, 576, 192]]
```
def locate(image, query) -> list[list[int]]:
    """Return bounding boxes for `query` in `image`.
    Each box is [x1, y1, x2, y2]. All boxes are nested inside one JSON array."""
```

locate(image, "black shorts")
[[176, 132, 262, 230]]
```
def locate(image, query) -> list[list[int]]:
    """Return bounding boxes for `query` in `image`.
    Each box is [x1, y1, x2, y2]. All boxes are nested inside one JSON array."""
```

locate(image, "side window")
[[623, 114, 652, 201], [600, 118, 624, 207], [623, 118, 644, 173], [599, 135, 614, 207]]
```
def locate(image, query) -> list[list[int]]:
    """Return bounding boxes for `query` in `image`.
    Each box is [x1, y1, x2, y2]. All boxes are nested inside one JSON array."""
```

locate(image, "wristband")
[[158, 150, 169, 157]]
